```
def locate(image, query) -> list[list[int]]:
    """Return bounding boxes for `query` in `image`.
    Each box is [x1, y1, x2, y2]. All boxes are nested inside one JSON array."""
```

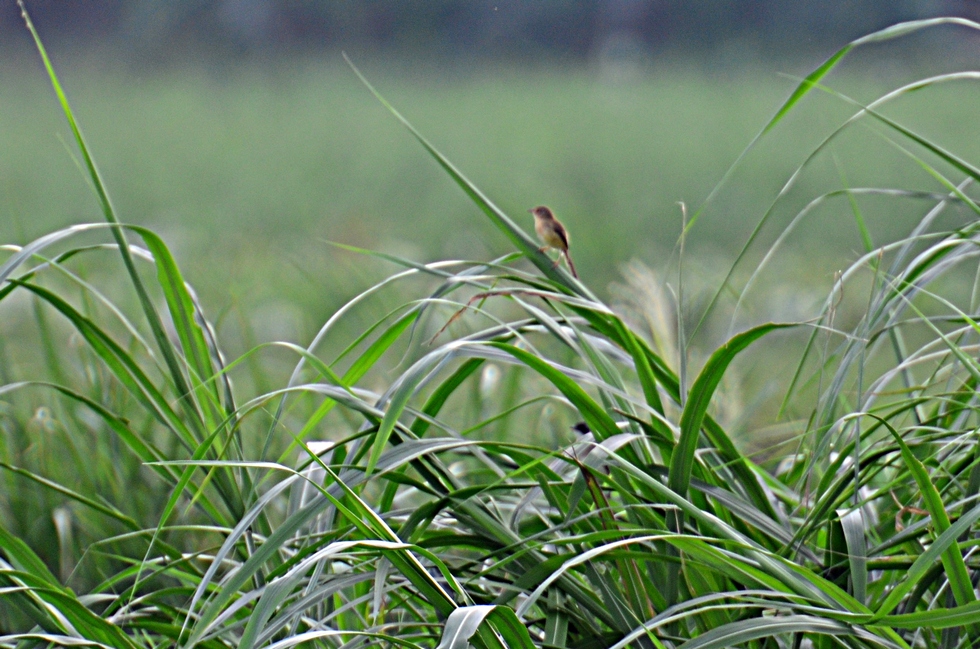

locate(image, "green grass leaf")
[[669, 323, 793, 499]]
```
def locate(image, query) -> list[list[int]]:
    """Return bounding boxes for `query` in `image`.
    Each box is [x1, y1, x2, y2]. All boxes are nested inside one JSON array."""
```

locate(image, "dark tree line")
[[3, 0, 975, 60]]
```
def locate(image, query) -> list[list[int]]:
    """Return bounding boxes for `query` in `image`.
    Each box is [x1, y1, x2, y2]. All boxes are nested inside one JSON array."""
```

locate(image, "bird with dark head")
[[529, 205, 578, 278]]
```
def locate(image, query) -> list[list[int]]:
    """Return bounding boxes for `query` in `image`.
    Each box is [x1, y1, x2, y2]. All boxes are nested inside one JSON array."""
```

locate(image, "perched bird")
[[529, 205, 578, 278]]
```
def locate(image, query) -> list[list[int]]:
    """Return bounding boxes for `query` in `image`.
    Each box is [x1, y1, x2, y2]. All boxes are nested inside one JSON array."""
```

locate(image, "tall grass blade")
[[19, 2, 204, 438], [344, 55, 596, 299], [669, 323, 792, 499]]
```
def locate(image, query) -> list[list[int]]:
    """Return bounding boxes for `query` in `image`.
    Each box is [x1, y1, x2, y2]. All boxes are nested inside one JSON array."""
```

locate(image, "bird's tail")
[[564, 251, 578, 278]]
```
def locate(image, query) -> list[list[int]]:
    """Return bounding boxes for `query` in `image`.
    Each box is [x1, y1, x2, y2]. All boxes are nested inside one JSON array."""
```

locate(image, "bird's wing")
[[553, 222, 570, 249]]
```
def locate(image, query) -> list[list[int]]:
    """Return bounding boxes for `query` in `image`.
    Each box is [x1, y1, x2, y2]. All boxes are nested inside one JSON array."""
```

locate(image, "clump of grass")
[[4, 5, 980, 648]]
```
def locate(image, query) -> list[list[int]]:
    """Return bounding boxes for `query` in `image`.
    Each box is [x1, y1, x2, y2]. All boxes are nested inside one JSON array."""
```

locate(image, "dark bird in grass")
[[571, 422, 591, 436], [529, 205, 578, 278]]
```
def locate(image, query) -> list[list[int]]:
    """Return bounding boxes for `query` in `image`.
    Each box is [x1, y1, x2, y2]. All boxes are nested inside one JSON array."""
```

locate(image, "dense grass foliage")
[[4, 8, 980, 649]]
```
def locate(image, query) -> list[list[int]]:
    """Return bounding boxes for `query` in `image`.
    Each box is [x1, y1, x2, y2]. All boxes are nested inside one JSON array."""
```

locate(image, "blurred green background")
[[2, 2, 979, 358]]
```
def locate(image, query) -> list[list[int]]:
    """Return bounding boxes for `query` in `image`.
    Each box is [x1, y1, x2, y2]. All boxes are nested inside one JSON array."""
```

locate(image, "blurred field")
[[2, 54, 979, 353]]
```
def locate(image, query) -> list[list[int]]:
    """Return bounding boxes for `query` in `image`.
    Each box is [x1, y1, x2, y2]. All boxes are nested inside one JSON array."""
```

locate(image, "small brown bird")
[[529, 206, 578, 278]]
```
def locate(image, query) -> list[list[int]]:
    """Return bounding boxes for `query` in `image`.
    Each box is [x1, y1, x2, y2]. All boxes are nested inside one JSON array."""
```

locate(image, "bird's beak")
[[527, 209, 534, 214]]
